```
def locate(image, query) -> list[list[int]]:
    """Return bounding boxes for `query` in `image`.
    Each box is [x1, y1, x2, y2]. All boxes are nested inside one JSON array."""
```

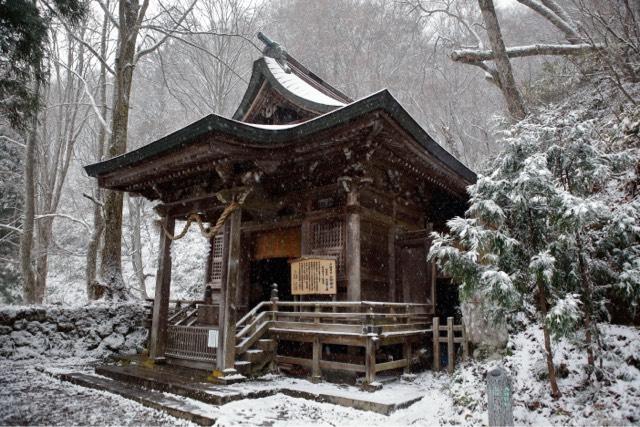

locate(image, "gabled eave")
[[232, 58, 348, 121]]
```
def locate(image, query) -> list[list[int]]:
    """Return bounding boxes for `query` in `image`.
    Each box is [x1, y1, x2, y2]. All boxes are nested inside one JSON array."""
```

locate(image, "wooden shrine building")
[[85, 33, 476, 386]]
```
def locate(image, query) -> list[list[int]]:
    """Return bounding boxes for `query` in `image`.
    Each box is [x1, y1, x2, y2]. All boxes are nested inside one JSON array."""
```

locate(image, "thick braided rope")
[[161, 200, 240, 241]]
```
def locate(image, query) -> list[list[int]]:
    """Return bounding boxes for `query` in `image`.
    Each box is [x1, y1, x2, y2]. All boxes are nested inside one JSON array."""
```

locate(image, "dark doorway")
[[249, 258, 292, 308], [436, 278, 460, 322]]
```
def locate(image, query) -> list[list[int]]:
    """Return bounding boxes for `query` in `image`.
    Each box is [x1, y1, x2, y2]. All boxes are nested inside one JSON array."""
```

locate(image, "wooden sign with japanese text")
[[290, 257, 337, 295]]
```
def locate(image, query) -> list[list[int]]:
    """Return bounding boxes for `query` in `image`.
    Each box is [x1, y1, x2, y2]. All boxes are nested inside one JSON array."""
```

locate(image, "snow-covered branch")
[[0, 224, 22, 234], [0, 135, 25, 148], [134, 0, 198, 62], [451, 43, 600, 63], [35, 214, 92, 232], [515, 0, 582, 43], [53, 60, 111, 135]]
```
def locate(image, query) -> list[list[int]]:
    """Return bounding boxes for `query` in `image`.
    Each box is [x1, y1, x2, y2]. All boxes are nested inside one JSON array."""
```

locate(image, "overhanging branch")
[[452, 43, 601, 63]]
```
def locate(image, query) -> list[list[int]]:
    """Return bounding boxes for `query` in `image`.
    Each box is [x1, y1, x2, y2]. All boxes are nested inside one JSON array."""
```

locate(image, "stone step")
[[256, 339, 277, 352], [95, 364, 245, 405], [234, 360, 252, 376], [242, 348, 267, 363], [55, 372, 217, 426]]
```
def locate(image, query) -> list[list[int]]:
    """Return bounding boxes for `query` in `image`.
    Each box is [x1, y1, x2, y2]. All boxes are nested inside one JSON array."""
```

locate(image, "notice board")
[[290, 256, 337, 295]]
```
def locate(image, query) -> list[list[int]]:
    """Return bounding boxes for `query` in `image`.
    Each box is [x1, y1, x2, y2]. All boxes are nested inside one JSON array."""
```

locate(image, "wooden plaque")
[[290, 256, 337, 295]]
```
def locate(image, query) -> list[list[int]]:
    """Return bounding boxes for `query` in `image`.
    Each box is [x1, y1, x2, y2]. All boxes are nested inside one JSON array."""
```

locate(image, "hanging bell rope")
[[160, 188, 252, 241]]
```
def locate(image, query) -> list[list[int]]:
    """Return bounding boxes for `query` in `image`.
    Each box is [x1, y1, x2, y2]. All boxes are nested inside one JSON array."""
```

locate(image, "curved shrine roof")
[[85, 89, 476, 185]]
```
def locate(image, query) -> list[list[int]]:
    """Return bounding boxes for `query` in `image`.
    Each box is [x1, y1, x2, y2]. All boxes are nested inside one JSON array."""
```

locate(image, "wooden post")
[[388, 225, 396, 301], [432, 317, 440, 371], [216, 218, 231, 371], [346, 188, 361, 301], [364, 336, 376, 385], [271, 283, 279, 321], [430, 262, 437, 309], [447, 316, 455, 374], [149, 216, 174, 361], [314, 304, 320, 324], [311, 337, 321, 382], [403, 341, 412, 374], [487, 367, 514, 426], [219, 207, 241, 373], [462, 321, 470, 361]]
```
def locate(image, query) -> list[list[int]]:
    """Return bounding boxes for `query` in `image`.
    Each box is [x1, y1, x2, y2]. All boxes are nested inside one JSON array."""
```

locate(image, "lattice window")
[[209, 234, 224, 288], [311, 220, 345, 277]]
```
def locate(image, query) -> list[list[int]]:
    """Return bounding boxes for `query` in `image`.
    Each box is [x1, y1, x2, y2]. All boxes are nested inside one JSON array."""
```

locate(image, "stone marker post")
[[487, 366, 514, 426]]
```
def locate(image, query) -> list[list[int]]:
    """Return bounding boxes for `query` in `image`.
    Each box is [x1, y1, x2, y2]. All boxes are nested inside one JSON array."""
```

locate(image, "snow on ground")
[[447, 323, 640, 426], [1, 323, 638, 426], [0, 359, 192, 426]]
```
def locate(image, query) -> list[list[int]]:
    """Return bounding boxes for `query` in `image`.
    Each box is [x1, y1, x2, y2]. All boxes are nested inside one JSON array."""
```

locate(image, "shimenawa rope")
[[160, 189, 251, 241]]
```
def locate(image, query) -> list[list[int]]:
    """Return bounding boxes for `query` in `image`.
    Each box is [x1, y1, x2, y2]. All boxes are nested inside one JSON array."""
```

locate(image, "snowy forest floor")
[[1, 323, 638, 426]]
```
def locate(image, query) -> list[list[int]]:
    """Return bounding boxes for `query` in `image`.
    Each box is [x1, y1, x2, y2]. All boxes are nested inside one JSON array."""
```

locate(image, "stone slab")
[[55, 372, 217, 426]]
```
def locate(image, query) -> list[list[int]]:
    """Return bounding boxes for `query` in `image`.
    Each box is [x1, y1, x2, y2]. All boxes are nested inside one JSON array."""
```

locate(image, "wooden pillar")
[[218, 207, 242, 372], [311, 337, 321, 382], [388, 225, 396, 302], [364, 336, 376, 384], [149, 216, 174, 360], [346, 188, 361, 301], [447, 316, 455, 374], [432, 317, 440, 371], [403, 341, 412, 374], [216, 219, 231, 370]]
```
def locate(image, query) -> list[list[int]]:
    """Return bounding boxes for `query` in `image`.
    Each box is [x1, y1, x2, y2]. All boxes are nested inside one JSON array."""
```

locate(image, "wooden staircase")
[[233, 302, 277, 377]]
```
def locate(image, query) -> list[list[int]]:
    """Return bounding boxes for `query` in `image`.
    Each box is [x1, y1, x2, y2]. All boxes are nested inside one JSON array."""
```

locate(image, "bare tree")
[[27, 29, 93, 303], [19, 78, 39, 303], [97, 0, 197, 300], [126, 195, 149, 299], [477, 0, 526, 119], [86, 0, 112, 300]]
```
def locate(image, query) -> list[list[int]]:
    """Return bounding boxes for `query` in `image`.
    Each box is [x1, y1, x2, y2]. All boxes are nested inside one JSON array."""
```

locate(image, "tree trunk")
[[127, 196, 148, 299], [86, 202, 104, 300], [99, 0, 145, 301], [86, 3, 109, 300], [536, 278, 562, 399], [33, 217, 53, 302], [20, 79, 39, 304], [477, 0, 527, 120], [576, 231, 596, 371]]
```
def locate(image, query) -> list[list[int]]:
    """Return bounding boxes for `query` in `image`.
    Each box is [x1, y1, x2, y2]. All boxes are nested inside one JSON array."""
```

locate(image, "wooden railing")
[[433, 316, 469, 374], [234, 300, 433, 385], [165, 325, 216, 362]]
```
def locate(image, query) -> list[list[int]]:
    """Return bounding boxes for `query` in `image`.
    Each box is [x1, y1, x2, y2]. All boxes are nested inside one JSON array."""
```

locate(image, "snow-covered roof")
[[232, 51, 352, 123], [263, 57, 346, 108], [85, 89, 476, 188], [243, 122, 300, 130]]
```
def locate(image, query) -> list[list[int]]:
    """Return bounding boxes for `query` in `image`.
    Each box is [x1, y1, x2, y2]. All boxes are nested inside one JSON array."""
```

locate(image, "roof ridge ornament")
[[257, 32, 291, 73]]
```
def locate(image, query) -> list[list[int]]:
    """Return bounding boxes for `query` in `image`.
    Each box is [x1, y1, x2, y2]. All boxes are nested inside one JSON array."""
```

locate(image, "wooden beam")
[[149, 217, 174, 360]]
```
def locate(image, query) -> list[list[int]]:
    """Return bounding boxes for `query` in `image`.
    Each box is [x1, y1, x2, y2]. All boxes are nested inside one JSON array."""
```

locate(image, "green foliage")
[[429, 106, 640, 337], [0, 130, 23, 303], [0, 0, 86, 129]]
